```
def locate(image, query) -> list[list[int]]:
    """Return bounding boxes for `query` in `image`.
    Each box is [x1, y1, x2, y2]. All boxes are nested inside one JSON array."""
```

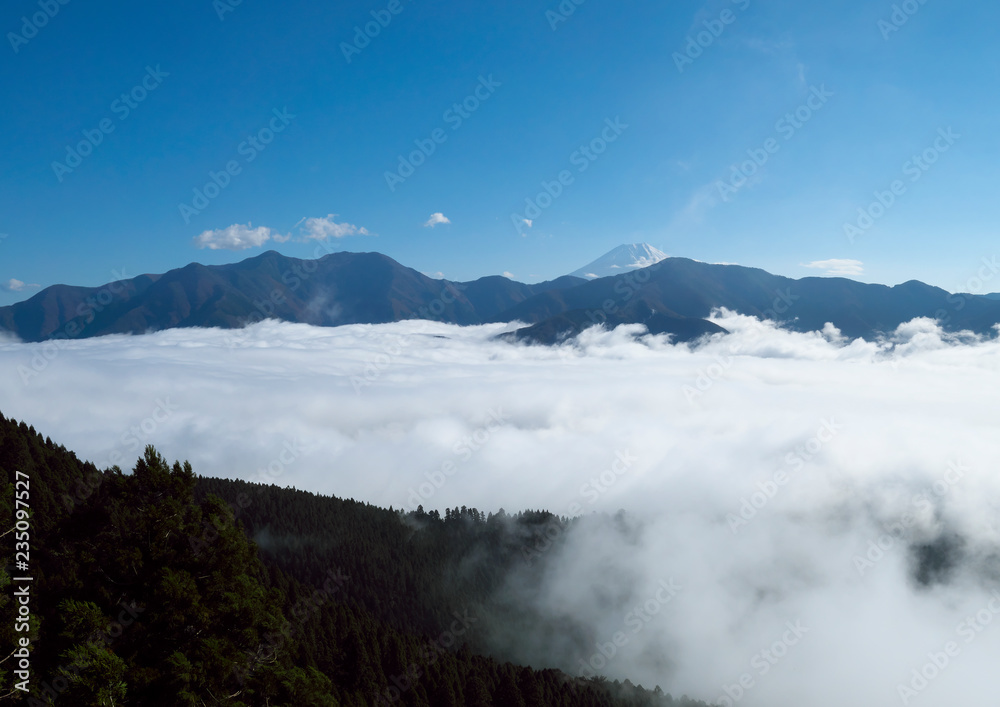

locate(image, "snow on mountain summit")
[[569, 243, 668, 280]]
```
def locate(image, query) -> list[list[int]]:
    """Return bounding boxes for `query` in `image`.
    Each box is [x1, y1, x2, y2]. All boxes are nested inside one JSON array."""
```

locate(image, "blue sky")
[[1, 0, 998, 304]]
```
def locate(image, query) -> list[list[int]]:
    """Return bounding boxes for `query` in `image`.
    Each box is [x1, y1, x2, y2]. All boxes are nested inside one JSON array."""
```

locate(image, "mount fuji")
[[5, 243, 1000, 346], [569, 243, 668, 280]]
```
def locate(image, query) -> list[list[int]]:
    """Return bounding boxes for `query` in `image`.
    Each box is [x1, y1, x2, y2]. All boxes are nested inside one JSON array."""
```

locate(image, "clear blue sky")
[[2, 0, 998, 305]]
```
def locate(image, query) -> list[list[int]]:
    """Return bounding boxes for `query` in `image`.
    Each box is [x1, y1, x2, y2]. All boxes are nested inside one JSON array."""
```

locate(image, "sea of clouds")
[[2, 312, 999, 706]]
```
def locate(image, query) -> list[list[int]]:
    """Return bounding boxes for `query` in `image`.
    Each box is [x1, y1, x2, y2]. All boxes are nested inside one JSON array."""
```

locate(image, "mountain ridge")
[[2, 246, 998, 345]]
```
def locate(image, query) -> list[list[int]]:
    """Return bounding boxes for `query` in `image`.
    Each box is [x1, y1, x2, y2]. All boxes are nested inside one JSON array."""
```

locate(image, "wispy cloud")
[[676, 181, 722, 224], [193, 223, 279, 251], [423, 212, 451, 228], [801, 258, 864, 278], [296, 214, 370, 242], [194, 215, 371, 250], [1, 278, 40, 293]]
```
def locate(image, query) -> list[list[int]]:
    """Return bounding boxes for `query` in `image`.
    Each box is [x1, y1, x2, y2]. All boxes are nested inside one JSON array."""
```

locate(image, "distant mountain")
[[4, 246, 1000, 345], [503, 299, 726, 345], [494, 256, 1000, 342], [0, 250, 584, 342], [569, 243, 668, 279]]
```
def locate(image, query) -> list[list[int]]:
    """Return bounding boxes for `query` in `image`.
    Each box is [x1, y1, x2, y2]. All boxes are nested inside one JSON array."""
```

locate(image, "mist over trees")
[[0, 412, 714, 706]]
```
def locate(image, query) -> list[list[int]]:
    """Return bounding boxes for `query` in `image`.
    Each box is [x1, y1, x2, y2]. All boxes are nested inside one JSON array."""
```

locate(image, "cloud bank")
[[1, 315, 999, 705]]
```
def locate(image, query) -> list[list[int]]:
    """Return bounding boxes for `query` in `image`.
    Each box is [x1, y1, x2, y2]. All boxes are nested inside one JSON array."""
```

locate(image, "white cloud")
[[193, 223, 277, 251], [676, 181, 722, 224], [3, 317, 1000, 705], [196, 216, 372, 250], [423, 212, 451, 228], [502, 271, 516, 279], [2, 278, 39, 292], [801, 258, 865, 278], [296, 214, 370, 242]]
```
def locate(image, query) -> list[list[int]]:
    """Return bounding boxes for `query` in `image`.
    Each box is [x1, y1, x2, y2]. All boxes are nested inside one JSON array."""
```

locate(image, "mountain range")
[[3, 244, 1000, 345]]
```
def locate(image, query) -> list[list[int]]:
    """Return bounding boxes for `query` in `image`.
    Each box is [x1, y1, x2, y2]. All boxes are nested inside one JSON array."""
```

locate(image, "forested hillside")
[[0, 413, 713, 706]]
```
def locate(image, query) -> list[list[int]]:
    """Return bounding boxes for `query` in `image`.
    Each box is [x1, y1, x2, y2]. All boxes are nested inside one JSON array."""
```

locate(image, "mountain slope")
[[0, 251, 584, 342], [0, 411, 715, 706], [505, 300, 726, 344], [498, 257, 1000, 341]]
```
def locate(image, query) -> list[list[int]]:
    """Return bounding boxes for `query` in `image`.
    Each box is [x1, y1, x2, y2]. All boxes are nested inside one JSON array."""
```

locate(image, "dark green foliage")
[[194, 477, 573, 648], [0, 412, 714, 706]]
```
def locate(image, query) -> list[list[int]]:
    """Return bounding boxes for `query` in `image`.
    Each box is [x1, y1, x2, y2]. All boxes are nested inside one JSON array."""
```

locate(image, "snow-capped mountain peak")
[[569, 243, 668, 280]]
